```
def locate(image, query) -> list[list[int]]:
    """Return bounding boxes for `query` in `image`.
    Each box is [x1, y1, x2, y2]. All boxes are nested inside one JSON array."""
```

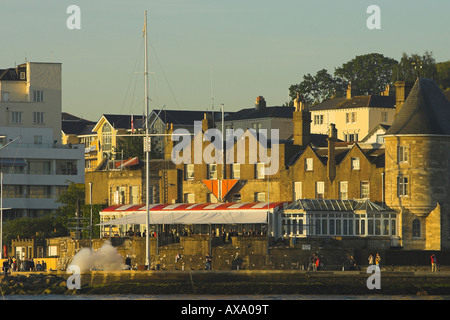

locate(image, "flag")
[[131, 114, 134, 134]]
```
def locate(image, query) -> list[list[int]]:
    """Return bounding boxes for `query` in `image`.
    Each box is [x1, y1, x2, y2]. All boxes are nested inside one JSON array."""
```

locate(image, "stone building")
[[384, 78, 450, 250]]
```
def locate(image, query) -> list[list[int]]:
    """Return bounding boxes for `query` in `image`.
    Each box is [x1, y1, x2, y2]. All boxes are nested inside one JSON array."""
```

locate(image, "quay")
[[2, 269, 450, 296]]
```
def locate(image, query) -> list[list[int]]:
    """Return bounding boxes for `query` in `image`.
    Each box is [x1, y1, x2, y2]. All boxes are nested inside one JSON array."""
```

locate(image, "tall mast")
[[144, 10, 150, 269]]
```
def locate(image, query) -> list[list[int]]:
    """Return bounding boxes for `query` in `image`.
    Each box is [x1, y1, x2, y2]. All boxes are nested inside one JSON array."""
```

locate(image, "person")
[[315, 255, 320, 271], [348, 256, 357, 271], [205, 253, 212, 270], [431, 254, 438, 272], [2, 259, 9, 275], [375, 253, 381, 269], [125, 255, 132, 270], [36, 261, 43, 271], [368, 254, 374, 266], [309, 253, 317, 271]]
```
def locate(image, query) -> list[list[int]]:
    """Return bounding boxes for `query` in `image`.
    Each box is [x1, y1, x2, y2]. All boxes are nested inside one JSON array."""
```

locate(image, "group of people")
[[2, 257, 47, 275]]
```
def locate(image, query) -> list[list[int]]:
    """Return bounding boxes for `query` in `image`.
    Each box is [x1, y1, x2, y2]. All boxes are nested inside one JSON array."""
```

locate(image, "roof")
[[284, 199, 388, 212], [0, 68, 23, 81], [385, 78, 450, 136], [309, 95, 395, 111], [99, 202, 290, 225], [61, 113, 95, 135], [224, 106, 294, 121], [360, 123, 391, 143], [62, 121, 95, 135], [101, 202, 288, 213], [102, 114, 145, 130], [153, 110, 227, 126]]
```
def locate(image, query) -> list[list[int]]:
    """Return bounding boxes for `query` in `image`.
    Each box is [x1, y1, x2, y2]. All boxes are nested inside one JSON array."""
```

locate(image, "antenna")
[[211, 69, 215, 128]]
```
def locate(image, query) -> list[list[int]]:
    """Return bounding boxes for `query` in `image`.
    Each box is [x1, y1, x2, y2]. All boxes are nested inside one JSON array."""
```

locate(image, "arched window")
[[102, 123, 112, 152], [412, 219, 421, 238]]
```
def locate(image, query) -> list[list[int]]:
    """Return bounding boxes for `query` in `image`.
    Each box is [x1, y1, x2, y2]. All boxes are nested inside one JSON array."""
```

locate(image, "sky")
[[1, 0, 449, 121]]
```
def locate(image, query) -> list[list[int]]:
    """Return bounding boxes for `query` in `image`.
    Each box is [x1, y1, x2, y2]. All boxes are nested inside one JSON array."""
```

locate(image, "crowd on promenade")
[[2, 257, 47, 275], [108, 226, 265, 242], [307, 252, 440, 272]]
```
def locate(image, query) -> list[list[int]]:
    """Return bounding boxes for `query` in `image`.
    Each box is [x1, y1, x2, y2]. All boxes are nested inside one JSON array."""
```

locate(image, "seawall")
[[40, 270, 450, 295]]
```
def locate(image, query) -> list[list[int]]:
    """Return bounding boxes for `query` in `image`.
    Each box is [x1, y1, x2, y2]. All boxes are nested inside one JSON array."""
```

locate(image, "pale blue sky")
[[1, 0, 449, 121]]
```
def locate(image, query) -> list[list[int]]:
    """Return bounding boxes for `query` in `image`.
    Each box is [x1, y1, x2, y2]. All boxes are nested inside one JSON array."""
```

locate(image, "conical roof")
[[385, 78, 450, 135]]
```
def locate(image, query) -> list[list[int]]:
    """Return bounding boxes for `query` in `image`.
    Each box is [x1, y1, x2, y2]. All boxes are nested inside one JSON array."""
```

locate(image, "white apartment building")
[[309, 86, 396, 142], [0, 62, 84, 219]]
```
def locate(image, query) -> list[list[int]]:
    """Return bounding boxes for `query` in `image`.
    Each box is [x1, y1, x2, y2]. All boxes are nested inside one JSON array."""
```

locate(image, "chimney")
[[381, 84, 391, 96], [164, 123, 174, 160], [346, 82, 353, 99], [202, 112, 213, 132], [292, 92, 311, 146], [255, 96, 266, 110], [327, 123, 338, 181], [394, 81, 413, 115]]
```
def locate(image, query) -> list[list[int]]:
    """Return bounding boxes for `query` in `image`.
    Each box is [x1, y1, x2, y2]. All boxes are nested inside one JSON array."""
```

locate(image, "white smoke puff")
[[69, 241, 126, 272]]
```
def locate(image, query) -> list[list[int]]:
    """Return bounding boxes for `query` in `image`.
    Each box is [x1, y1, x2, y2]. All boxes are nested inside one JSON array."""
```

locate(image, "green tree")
[[436, 60, 450, 91], [117, 128, 163, 160], [289, 69, 345, 105], [392, 51, 437, 83], [334, 53, 398, 95]]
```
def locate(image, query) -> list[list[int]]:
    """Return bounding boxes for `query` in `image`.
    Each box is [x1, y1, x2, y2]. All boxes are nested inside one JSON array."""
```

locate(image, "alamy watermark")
[[366, 265, 381, 290], [66, 265, 81, 290], [171, 121, 280, 176]]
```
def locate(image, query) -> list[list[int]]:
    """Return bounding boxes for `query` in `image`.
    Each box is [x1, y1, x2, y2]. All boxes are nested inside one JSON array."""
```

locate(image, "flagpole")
[[1, 172, 3, 259], [144, 10, 151, 269]]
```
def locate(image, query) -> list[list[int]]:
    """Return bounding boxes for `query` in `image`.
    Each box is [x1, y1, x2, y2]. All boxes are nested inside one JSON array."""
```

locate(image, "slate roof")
[[0, 68, 21, 81], [309, 95, 395, 111], [224, 106, 294, 121], [154, 110, 227, 126], [385, 78, 450, 135], [61, 112, 95, 135]]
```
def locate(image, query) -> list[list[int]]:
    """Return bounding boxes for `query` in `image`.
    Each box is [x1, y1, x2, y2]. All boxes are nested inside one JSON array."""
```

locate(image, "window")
[[102, 123, 112, 152], [316, 181, 325, 199], [33, 112, 44, 124], [361, 181, 370, 199], [34, 135, 42, 145], [314, 115, 324, 125], [2, 92, 9, 101], [376, 135, 384, 144], [0, 135, 6, 147], [28, 161, 51, 174], [184, 193, 195, 203], [381, 112, 388, 123], [185, 164, 194, 180], [305, 158, 313, 171], [33, 90, 44, 102], [232, 163, 240, 179], [207, 163, 217, 179], [11, 111, 23, 124], [233, 193, 241, 202], [255, 192, 265, 202], [412, 219, 421, 238], [346, 112, 357, 124], [293, 182, 302, 200], [130, 186, 139, 204], [398, 146, 408, 163], [256, 163, 265, 179], [339, 181, 348, 200], [397, 176, 409, 197], [351, 157, 360, 170]]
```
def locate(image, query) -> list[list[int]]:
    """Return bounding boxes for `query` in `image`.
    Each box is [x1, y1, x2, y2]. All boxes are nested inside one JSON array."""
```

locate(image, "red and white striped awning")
[[99, 202, 289, 225]]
